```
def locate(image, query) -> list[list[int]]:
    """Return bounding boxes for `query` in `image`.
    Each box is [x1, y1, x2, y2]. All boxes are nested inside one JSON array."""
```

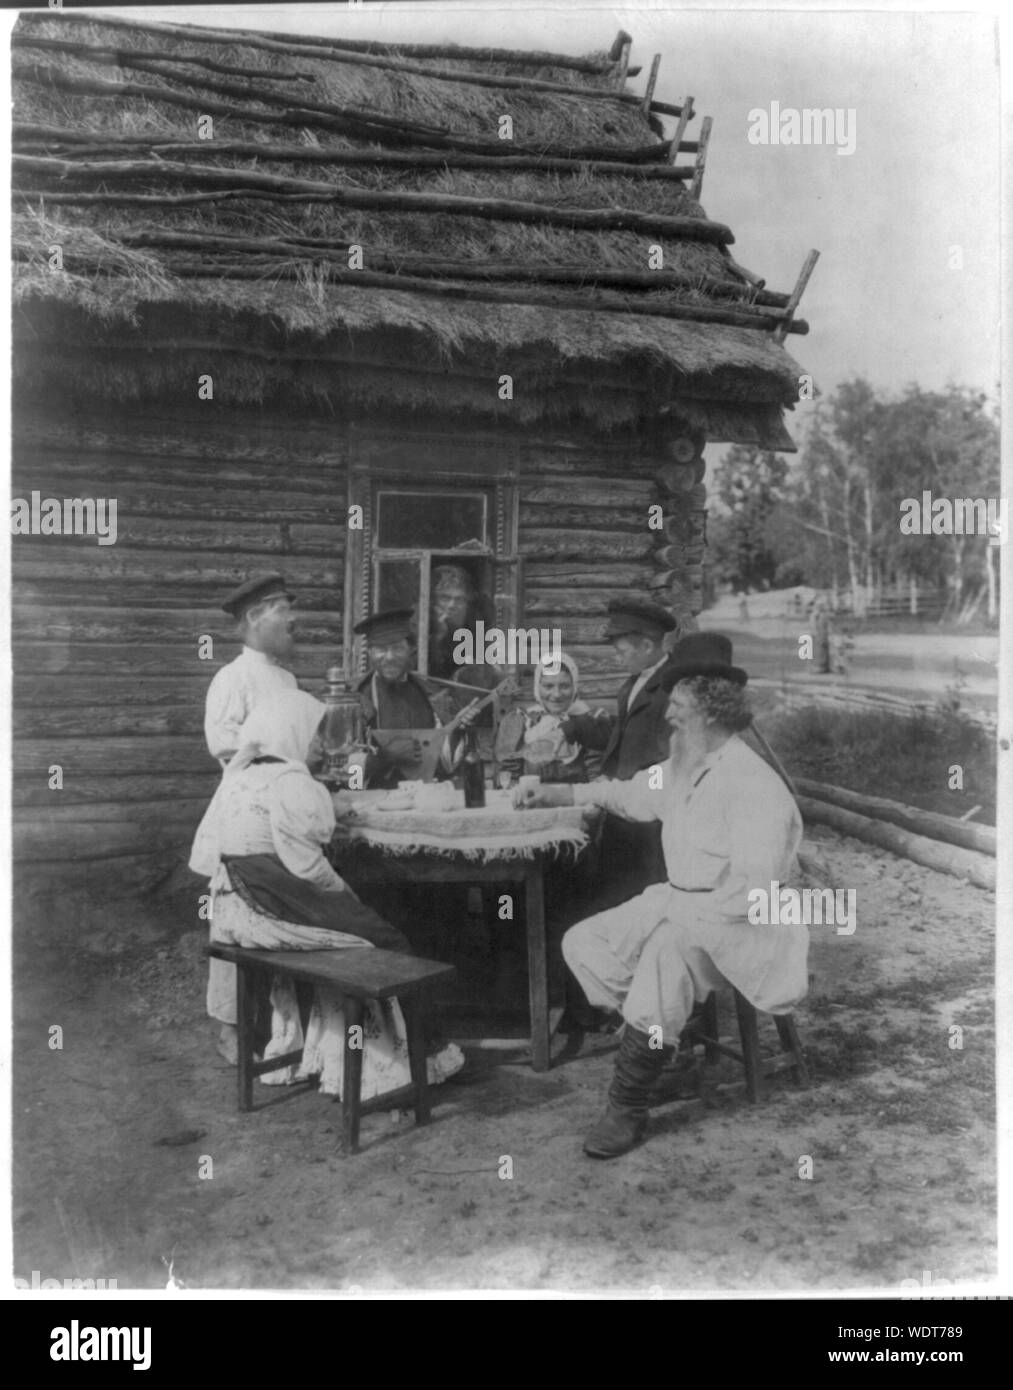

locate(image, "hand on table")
[[512, 783, 575, 810]]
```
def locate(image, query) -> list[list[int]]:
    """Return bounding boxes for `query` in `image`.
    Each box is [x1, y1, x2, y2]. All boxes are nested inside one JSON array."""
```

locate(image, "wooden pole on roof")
[[611, 30, 633, 91], [689, 116, 713, 199], [773, 250, 819, 342], [641, 55, 662, 116], [667, 96, 695, 165]]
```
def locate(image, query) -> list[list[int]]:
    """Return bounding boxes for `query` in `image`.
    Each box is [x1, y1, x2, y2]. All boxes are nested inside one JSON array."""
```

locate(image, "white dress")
[[206, 762, 449, 1100]]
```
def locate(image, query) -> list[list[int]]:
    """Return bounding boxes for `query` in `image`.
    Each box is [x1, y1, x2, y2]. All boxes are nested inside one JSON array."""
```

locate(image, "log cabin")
[[10, 11, 815, 899]]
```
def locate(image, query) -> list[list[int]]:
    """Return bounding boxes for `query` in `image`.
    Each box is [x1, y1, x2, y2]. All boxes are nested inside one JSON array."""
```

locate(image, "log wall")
[[11, 402, 704, 883]]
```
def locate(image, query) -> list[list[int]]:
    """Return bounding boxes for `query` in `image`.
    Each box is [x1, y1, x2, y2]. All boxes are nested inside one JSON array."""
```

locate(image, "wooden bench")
[[208, 944, 456, 1154], [680, 988, 809, 1102]]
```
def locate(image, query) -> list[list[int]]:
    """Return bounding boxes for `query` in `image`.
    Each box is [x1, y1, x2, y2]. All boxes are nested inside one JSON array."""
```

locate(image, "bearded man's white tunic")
[[565, 735, 807, 1045]]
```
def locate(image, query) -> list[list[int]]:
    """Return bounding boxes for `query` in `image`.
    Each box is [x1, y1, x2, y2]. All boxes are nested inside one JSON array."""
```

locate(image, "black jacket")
[[566, 653, 679, 781]]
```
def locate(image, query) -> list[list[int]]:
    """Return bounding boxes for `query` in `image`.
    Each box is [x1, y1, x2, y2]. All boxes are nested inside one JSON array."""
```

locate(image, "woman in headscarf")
[[494, 652, 610, 783], [190, 689, 463, 1097]]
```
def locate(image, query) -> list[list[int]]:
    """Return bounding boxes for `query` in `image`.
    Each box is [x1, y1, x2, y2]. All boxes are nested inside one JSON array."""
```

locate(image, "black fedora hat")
[[662, 632, 748, 687]]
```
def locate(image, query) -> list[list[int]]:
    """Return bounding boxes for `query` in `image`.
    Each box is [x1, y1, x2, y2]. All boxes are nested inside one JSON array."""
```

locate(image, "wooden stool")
[[209, 944, 455, 1154], [682, 988, 809, 1102]]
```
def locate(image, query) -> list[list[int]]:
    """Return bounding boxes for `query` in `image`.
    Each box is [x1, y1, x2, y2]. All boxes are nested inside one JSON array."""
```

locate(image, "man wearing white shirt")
[[518, 633, 806, 1158], [204, 573, 299, 766], [202, 572, 299, 1061]]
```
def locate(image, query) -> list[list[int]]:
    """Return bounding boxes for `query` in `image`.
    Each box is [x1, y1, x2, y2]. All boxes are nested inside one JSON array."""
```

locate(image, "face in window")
[[432, 581, 474, 634], [368, 637, 413, 683]]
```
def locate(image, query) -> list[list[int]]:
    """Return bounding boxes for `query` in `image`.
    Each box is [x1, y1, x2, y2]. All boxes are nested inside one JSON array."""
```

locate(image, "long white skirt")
[[207, 871, 462, 1100]]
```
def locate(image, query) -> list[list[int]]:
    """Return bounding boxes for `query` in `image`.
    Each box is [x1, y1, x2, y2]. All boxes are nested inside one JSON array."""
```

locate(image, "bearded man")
[[204, 573, 299, 766], [517, 633, 807, 1159]]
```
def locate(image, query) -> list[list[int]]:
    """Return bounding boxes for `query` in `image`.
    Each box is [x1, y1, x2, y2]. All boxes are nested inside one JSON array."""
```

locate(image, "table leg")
[[236, 961, 256, 1113], [342, 998, 365, 1155], [525, 866, 550, 1072]]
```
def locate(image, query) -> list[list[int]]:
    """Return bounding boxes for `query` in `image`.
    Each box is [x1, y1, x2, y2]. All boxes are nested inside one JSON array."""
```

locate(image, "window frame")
[[344, 436, 521, 682]]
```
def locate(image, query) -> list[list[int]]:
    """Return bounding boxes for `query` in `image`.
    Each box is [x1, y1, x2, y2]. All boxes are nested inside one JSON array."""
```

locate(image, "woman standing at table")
[[190, 689, 463, 1096]]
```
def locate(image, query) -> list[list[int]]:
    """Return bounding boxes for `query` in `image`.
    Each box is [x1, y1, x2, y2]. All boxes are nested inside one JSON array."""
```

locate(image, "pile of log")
[[797, 778, 996, 892]]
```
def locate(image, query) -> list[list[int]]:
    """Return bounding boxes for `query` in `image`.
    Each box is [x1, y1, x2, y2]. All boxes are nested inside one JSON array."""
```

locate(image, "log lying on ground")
[[797, 797, 995, 892], [796, 778, 996, 857]]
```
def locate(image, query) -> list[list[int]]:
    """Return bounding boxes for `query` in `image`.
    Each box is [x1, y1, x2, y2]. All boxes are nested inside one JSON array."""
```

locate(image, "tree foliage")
[[707, 381, 1001, 622]]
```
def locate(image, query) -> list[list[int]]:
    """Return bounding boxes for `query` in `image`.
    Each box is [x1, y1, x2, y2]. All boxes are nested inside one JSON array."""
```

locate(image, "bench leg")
[[734, 990, 764, 1104], [236, 961, 257, 1113], [775, 1013, 810, 1087], [342, 998, 365, 1156], [404, 997, 431, 1128]]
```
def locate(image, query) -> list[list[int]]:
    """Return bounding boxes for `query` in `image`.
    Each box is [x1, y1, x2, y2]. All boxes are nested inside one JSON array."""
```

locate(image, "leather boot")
[[583, 1025, 668, 1159]]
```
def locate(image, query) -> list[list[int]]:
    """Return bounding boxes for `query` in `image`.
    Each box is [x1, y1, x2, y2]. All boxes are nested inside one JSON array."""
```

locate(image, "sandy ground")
[[12, 824, 996, 1295]]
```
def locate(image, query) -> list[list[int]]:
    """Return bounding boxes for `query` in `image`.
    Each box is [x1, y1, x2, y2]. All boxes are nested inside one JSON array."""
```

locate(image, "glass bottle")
[[459, 728, 486, 808]]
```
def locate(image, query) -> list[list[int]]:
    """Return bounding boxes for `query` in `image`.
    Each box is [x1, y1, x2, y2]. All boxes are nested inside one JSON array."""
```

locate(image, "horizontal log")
[[11, 642, 338, 678], [12, 544, 342, 592], [797, 797, 995, 893], [522, 562, 657, 587], [13, 848, 195, 894], [9, 475, 348, 528], [14, 810, 204, 864], [525, 587, 654, 616], [12, 605, 343, 646], [520, 529, 655, 561], [795, 778, 995, 856], [14, 65, 672, 164], [13, 770, 219, 808], [16, 128, 696, 183], [15, 673, 216, 708], [13, 578, 341, 614], [13, 414, 350, 471], [518, 503, 646, 530], [8, 514, 340, 556], [17, 156, 732, 244], [515, 616, 613, 643], [14, 704, 204, 739], [519, 480, 656, 507], [14, 735, 218, 777]]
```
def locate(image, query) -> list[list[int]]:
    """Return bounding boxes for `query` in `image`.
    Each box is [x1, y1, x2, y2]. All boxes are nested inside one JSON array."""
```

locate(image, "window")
[[344, 440, 522, 682], [372, 488, 494, 677]]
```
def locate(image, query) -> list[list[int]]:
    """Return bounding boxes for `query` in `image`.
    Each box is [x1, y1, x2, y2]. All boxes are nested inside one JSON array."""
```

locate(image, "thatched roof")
[[11, 11, 812, 446]]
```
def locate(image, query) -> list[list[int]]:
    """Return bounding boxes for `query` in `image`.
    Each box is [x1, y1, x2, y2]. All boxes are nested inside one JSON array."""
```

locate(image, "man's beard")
[[263, 631, 296, 668], [668, 727, 708, 778]]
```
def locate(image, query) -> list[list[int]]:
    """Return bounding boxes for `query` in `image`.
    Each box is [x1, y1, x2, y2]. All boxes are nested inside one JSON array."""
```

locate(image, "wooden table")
[[327, 801, 598, 1072], [329, 849, 555, 1071]]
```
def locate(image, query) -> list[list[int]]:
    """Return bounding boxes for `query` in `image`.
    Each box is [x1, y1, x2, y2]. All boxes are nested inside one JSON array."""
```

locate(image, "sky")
[[96, 0, 1004, 417]]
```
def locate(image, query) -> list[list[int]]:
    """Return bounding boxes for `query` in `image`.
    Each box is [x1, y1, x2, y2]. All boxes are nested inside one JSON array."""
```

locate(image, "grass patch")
[[755, 700, 996, 822]]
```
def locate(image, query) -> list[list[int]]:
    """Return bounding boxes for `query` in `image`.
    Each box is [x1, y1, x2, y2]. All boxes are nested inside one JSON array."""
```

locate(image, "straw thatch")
[[11, 11, 810, 442]]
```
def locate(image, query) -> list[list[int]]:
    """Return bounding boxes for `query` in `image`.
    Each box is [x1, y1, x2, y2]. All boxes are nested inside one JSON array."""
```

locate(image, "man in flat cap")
[[354, 609, 447, 788], [204, 573, 299, 766], [519, 634, 807, 1158], [561, 599, 683, 911]]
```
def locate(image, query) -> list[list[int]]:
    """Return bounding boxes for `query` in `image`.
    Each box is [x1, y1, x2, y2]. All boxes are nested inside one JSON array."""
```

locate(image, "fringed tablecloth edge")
[[345, 826, 590, 862]]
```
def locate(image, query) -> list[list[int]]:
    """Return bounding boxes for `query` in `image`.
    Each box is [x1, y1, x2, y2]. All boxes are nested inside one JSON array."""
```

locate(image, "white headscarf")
[[189, 690, 326, 877], [523, 651, 589, 767], [533, 651, 581, 712], [226, 690, 327, 777]]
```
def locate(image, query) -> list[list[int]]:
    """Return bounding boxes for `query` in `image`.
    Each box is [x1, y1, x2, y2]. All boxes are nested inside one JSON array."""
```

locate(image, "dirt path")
[[13, 827, 995, 1294]]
